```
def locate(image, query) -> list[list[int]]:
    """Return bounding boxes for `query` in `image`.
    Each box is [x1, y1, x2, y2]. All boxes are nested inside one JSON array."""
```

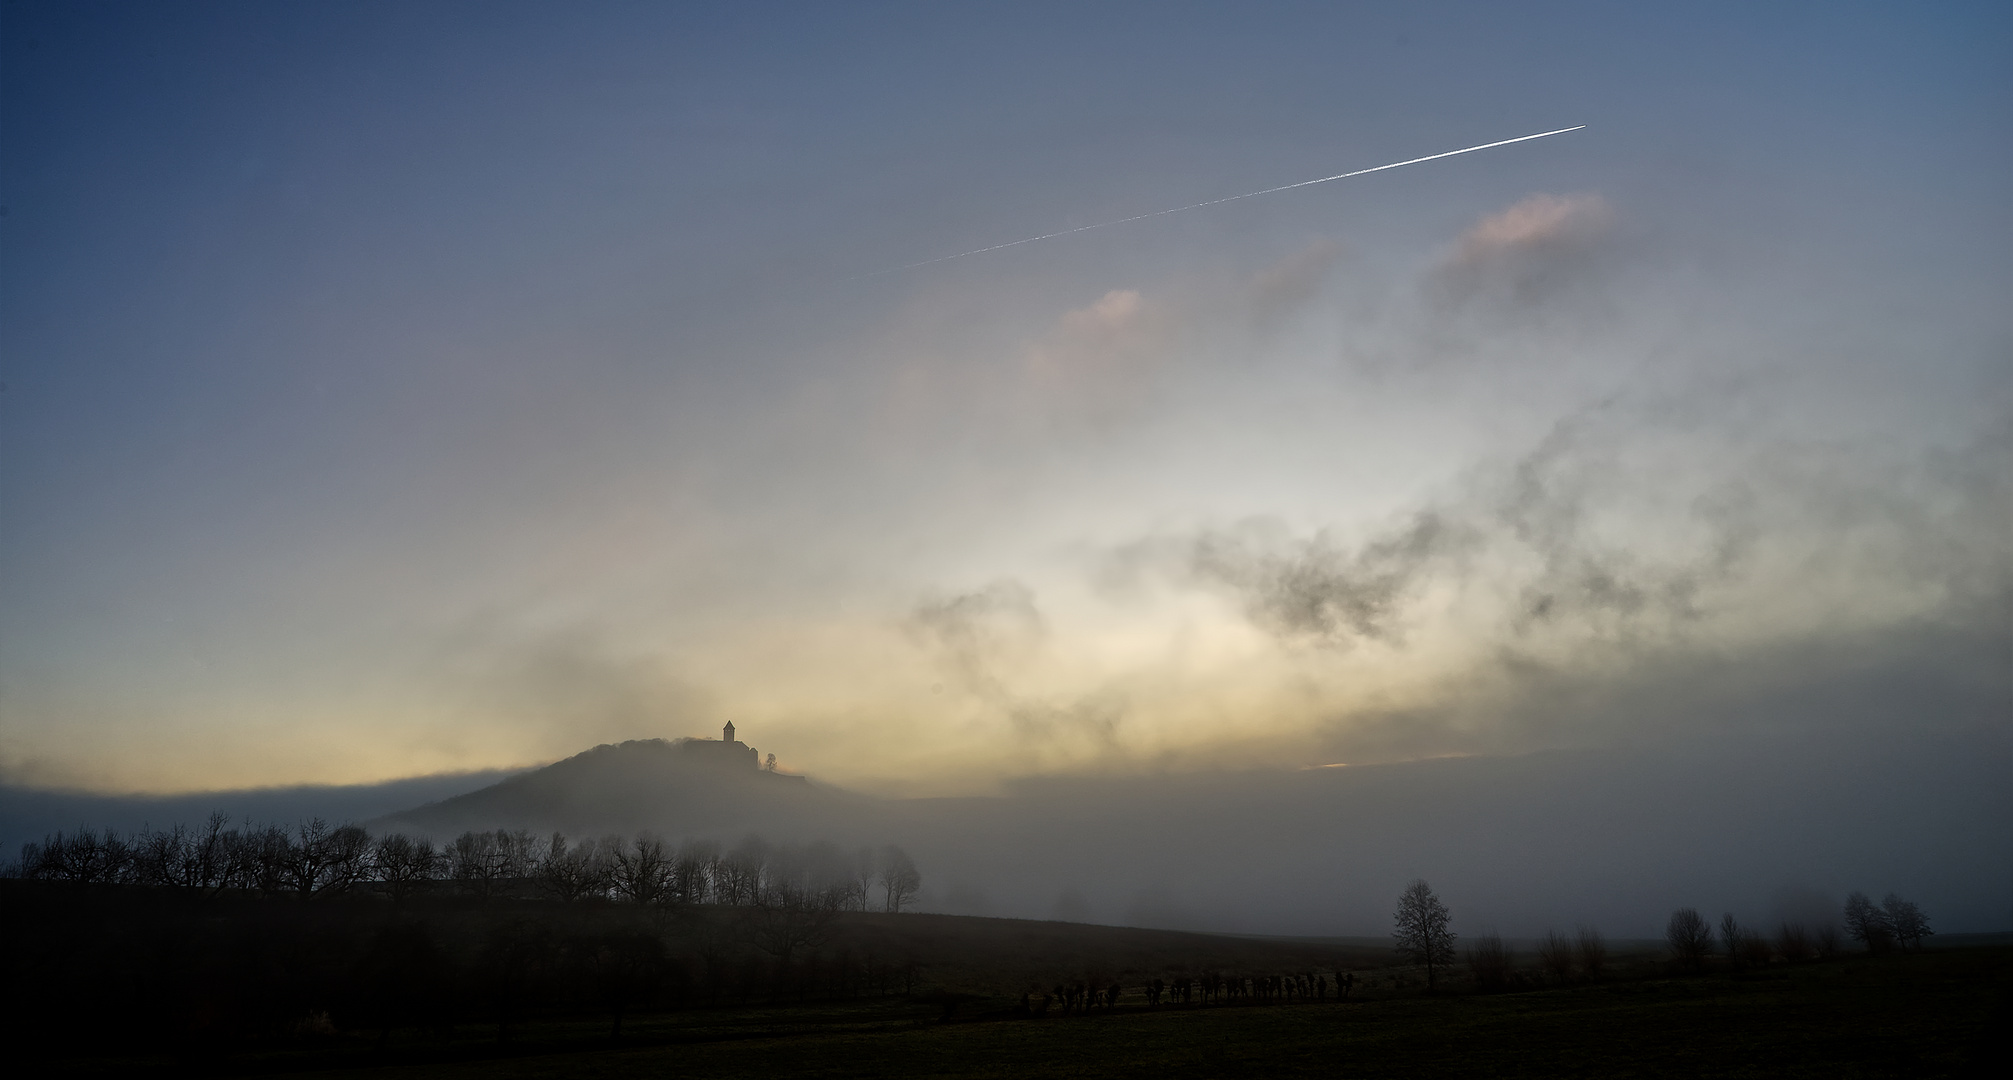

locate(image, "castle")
[[677, 720, 760, 770]]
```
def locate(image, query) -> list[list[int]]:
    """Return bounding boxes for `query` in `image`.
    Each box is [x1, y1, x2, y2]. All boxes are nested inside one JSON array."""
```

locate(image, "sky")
[[1, 1, 2007, 806]]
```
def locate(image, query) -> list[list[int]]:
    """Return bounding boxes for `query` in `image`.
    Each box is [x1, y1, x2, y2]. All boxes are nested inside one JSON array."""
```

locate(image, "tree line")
[[6, 814, 924, 913], [1391, 878, 1935, 993], [1664, 889, 1931, 971]]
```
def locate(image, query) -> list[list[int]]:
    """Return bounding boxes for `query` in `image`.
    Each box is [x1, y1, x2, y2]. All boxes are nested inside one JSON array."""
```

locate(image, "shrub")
[[1775, 923, 1813, 963], [1575, 925, 1608, 981], [1666, 908, 1714, 971], [1465, 933, 1514, 992], [1738, 931, 1772, 968], [1537, 930, 1576, 983]]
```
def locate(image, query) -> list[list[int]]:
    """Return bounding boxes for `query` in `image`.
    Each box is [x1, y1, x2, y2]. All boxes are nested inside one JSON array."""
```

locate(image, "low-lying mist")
[[9, 607, 2006, 941]]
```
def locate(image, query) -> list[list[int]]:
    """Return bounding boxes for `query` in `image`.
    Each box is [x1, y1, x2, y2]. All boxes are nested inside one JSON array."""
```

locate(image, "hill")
[[371, 738, 855, 840], [360, 724, 2012, 940]]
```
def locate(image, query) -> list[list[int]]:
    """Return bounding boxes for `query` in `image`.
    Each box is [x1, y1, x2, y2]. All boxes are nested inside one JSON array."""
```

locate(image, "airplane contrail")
[[875, 125, 1586, 275]]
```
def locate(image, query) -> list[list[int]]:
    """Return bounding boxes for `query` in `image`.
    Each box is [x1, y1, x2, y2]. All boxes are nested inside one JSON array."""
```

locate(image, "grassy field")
[[88, 945, 2007, 1078], [12, 883, 2004, 1077]]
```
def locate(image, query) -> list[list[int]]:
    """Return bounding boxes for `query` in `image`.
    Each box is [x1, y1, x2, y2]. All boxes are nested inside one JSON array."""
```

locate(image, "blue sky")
[[1, 1, 2006, 794]]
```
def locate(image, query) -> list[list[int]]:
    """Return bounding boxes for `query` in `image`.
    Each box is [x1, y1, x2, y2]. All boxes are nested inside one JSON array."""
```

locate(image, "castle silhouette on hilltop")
[[677, 720, 761, 770]]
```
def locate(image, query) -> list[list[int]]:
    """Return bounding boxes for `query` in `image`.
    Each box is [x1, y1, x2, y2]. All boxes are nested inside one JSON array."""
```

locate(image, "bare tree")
[[1843, 891, 1893, 953], [1815, 924, 1841, 959], [1738, 930, 1772, 968], [246, 823, 294, 897], [493, 829, 541, 885], [1719, 912, 1745, 969], [1465, 932, 1514, 991], [1774, 923, 1814, 963], [847, 846, 877, 912], [743, 881, 843, 964], [1666, 907, 1714, 971], [326, 824, 374, 894], [668, 841, 713, 906], [717, 839, 767, 906], [537, 832, 613, 901], [285, 819, 335, 898], [1391, 879, 1457, 991], [32, 828, 135, 884], [611, 834, 672, 905], [134, 824, 193, 888], [1881, 894, 1931, 952], [1537, 930, 1575, 983], [449, 830, 501, 898], [877, 845, 921, 913], [373, 833, 441, 903], [274, 819, 372, 898], [191, 811, 244, 897]]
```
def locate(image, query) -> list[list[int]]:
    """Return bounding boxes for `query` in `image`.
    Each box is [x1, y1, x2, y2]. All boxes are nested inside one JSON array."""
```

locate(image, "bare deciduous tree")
[[1881, 893, 1931, 952], [1465, 932, 1514, 991], [373, 833, 441, 903], [326, 824, 374, 894], [1774, 923, 1813, 963], [743, 881, 842, 963], [536, 833, 609, 902], [716, 839, 766, 906], [1575, 925, 1608, 981], [1738, 930, 1772, 968], [611, 834, 672, 905], [1719, 912, 1745, 969], [1666, 907, 1714, 971], [449, 830, 501, 898], [1391, 879, 1457, 991], [1815, 924, 1841, 958], [877, 845, 921, 913], [847, 846, 876, 912], [668, 841, 713, 906], [1844, 891, 1893, 953], [247, 823, 293, 897], [1537, 930, 1575, 983], [285, 818, 330, 898]]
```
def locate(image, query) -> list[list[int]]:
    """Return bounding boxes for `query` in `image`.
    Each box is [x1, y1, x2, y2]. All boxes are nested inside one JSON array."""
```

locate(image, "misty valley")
[[5, 733, 2005, 1077]]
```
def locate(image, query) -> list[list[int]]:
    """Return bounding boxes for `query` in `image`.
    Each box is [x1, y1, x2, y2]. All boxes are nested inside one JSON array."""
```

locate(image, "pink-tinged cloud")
[[1452, 193, 1613, 267]]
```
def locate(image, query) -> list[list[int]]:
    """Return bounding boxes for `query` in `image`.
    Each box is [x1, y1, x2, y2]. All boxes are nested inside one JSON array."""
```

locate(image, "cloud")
[[905, 579, 1045, 701], [1184, 512, 1476, 646], [1248, 238, 1343, 327], [1486, 414, 1753, 633], [905, 581, 1126, 750], [1452, 193, 1614, 267], [1022, 289, 1172, 418], [1099, 386, 2005, 689], [433, 622, 716, 753], [1433, 193, 1617, 313]]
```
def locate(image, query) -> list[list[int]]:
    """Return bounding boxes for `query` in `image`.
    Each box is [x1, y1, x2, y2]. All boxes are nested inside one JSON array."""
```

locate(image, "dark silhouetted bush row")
[[8, 815, 922, 912], [1660, 892, 1930, 972]]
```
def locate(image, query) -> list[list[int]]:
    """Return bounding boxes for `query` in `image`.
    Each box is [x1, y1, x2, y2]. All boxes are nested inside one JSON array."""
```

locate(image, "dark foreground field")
[[293, 950, 2001, 1080], [7, 883, 2006, 1077], [32, 949, 2013, 1076]]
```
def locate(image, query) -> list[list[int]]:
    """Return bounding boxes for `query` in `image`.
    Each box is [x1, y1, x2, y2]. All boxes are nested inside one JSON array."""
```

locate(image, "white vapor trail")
[[876, 125, 1586, 274]]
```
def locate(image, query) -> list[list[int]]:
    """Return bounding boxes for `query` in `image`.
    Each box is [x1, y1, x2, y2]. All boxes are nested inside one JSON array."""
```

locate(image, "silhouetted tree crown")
[[1391, 879, 1456, 991], [1665, 907, 1714, 970]]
